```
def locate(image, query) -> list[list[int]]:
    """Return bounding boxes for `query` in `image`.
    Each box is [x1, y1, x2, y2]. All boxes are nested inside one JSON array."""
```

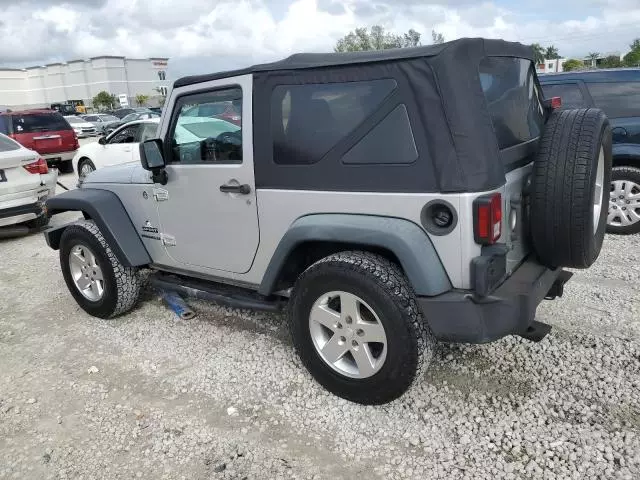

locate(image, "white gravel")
[[0, 174, 639, 479]]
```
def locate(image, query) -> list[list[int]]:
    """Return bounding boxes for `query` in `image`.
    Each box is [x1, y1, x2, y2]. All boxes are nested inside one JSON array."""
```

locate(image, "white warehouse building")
[[0, 56, 169, 110]]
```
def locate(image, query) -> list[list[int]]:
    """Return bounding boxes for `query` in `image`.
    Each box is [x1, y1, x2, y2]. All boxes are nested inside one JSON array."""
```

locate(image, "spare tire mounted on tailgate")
[[530, 108, 612, 269]]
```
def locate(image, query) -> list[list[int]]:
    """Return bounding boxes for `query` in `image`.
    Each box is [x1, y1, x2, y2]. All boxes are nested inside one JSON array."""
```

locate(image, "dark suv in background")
[[540, 69, 640, 234], [0, 109, 78, 173]]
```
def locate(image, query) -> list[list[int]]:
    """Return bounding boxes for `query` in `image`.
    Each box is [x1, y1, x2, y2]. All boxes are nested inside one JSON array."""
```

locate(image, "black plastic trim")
[[0, 202, 43, 220], [44, 188, 151, 267], [420, 199, 458, 236], [418, 257, 566, 343]]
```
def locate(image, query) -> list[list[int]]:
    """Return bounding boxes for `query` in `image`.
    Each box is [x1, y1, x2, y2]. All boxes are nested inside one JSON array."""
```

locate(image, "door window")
[[168, 87, 242, 164], [108, 124, 140, 144]]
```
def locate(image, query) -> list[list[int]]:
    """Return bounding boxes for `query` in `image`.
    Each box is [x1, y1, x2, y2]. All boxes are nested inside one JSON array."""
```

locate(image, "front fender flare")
[[258, 214, 452, 297], [44, 188, 151, 267]]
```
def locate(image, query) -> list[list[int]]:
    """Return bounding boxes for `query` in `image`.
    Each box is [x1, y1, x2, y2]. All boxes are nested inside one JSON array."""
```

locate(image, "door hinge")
[[153, 188, 169, 202], [161, 234, 176, 246]]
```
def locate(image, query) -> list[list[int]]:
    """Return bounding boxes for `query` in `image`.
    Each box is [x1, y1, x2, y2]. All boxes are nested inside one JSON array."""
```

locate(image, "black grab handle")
[[219, 183, 251, 195]]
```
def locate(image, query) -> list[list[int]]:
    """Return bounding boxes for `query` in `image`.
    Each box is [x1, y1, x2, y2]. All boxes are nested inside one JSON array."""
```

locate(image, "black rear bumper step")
[[518, 320, 552, 342], [150, 273, 286, 313]]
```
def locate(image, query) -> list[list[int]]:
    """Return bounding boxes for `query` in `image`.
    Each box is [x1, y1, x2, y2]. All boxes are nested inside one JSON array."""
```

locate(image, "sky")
[[1, 0, 640, 78]]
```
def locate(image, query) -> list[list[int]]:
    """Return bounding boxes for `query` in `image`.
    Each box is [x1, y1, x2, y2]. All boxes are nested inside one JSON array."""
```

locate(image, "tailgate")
[[0, 162, 42, 196], [502, 163, 533, 275], [33, 133, 63, 153]]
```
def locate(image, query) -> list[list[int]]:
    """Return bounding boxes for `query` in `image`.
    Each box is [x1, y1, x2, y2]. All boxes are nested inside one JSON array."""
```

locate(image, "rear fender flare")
[[258, 214, 452, 296]]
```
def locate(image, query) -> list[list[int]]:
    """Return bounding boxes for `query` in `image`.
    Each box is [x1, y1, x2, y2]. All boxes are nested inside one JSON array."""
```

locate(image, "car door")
[[95, 124, 140, 168], [155, 75, 259, 274]]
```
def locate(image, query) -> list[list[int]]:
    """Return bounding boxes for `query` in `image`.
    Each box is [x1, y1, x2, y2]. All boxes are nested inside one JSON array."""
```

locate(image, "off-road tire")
[[606, 166, 640, 235], [288, 251, 435, 405], [58, 160, 74, 174], [24, 214, 50, 230], [530, 108, 612, 269], [59, 220, 142, 319]]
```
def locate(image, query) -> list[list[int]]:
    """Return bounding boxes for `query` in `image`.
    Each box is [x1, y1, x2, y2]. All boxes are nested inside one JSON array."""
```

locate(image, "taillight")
[[24, 157, 49, 175], [550, 96, 562, 109], [473, 193, 502, 245], [73, 135, 79, 150]]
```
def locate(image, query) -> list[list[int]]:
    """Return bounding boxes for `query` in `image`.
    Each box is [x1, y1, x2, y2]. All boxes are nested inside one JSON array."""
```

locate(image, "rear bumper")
[[0, 201, 45, 227], [42, 151, 76, 163], [418, 258, 572, 344]]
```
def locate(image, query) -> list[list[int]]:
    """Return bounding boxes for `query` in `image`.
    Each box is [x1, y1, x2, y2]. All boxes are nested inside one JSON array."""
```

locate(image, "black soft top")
[[174, 38, 532, 88], [174, 38, 537, 193]]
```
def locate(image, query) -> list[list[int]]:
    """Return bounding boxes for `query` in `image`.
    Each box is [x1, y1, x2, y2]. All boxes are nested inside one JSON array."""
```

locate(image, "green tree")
[[431, 30, 445, 45], [92, 91, 116, 110], [587, 52, 600, 67], [600, 55, 622, 68], [545, 45, 560, 59], [335, 25, 421, 52], [623, 38, 640, 66], [531, 43, 545, 64], [562, 59, 584, 71], [135, 94, 149, 106]]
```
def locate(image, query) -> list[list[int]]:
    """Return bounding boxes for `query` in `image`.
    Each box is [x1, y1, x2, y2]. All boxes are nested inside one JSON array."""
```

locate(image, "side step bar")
[[150, 273, 286, 313]]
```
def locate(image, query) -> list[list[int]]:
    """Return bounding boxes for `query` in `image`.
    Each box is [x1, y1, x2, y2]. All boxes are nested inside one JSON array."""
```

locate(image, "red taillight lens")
[[24, 157, 49, 175], [73, 135, 80, 150], [473, 193, 502, 245], [550, 96, 562, 109]]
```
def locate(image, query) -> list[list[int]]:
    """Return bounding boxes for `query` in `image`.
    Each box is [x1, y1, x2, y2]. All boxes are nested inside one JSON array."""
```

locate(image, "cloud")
[[0, 0, 639, 77]]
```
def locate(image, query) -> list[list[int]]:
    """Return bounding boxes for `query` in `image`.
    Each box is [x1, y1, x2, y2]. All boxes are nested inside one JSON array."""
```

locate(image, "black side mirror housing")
[[98, 136, 107, 145], [140, 139, 167, 185]]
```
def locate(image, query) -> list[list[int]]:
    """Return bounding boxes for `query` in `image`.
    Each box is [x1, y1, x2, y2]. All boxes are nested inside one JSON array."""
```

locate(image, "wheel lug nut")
[[339, 336, 346, 343], [612, 205, 618, 209], [336, 323, 342, 329], [351, 340, 358, 347], [620, 195, 624, 199], [356, 329, 365, 337], [345, 316, 353, 325], [626, 201, 630, 204], [622, 207, 627, 211]]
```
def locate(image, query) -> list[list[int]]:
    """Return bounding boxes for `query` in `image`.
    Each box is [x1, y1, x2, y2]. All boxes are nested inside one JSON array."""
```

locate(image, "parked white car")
[[72, 119, 159, 178], [64, 116, 98, 138], [0, 133, 57, 228]]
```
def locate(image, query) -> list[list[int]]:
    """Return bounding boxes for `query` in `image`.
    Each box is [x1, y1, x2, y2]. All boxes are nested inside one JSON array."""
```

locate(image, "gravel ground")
[[1, 174, 639, 479]]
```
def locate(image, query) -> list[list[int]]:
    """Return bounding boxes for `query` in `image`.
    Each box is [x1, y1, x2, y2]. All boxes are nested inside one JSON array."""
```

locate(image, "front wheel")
[[59, 220, 142, 318], [607, 166, 640, 235], [288, 251, 434, 405]]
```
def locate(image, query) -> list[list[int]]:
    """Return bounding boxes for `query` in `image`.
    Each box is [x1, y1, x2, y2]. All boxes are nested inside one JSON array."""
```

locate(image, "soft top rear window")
[[11, 112, 71, 133], [479, 57, 544, 154]]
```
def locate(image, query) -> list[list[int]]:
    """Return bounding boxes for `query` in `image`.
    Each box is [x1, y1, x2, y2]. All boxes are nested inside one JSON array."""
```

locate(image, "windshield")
[[121, 113, 138, 122], [101, 115, 119, 122]]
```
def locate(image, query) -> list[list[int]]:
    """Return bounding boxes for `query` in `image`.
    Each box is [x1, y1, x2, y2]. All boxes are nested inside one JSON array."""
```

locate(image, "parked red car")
[[0, 110, 79, 173], [182, 101, 241, 126]]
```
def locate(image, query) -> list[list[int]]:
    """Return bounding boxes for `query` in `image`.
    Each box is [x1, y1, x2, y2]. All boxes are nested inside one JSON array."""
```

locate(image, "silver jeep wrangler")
[[45, 38, 612, 404]]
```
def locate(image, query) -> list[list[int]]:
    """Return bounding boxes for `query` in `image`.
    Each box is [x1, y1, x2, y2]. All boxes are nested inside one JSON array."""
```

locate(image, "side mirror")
[[140, 139, 167, 185], [98, 136, 107, 145]]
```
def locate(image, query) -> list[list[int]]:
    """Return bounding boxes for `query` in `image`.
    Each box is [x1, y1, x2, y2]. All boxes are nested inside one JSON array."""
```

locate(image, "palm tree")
[[588, 52, 600, 68], [545, 45, 560, 59], [531, 43, 545, 64]]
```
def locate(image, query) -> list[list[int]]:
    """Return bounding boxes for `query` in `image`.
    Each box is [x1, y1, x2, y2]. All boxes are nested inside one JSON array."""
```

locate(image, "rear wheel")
[[57, 160, 74, 174], [607, 166, 640, 235], [78, 158, 96, 178], [288, 251, 434, 405], [24, 214, 49, 230], [530, 108, 612, 269]]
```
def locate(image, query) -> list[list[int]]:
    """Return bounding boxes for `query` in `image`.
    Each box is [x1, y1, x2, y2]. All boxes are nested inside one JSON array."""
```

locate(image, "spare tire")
[[530, 108, 612, 269]]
